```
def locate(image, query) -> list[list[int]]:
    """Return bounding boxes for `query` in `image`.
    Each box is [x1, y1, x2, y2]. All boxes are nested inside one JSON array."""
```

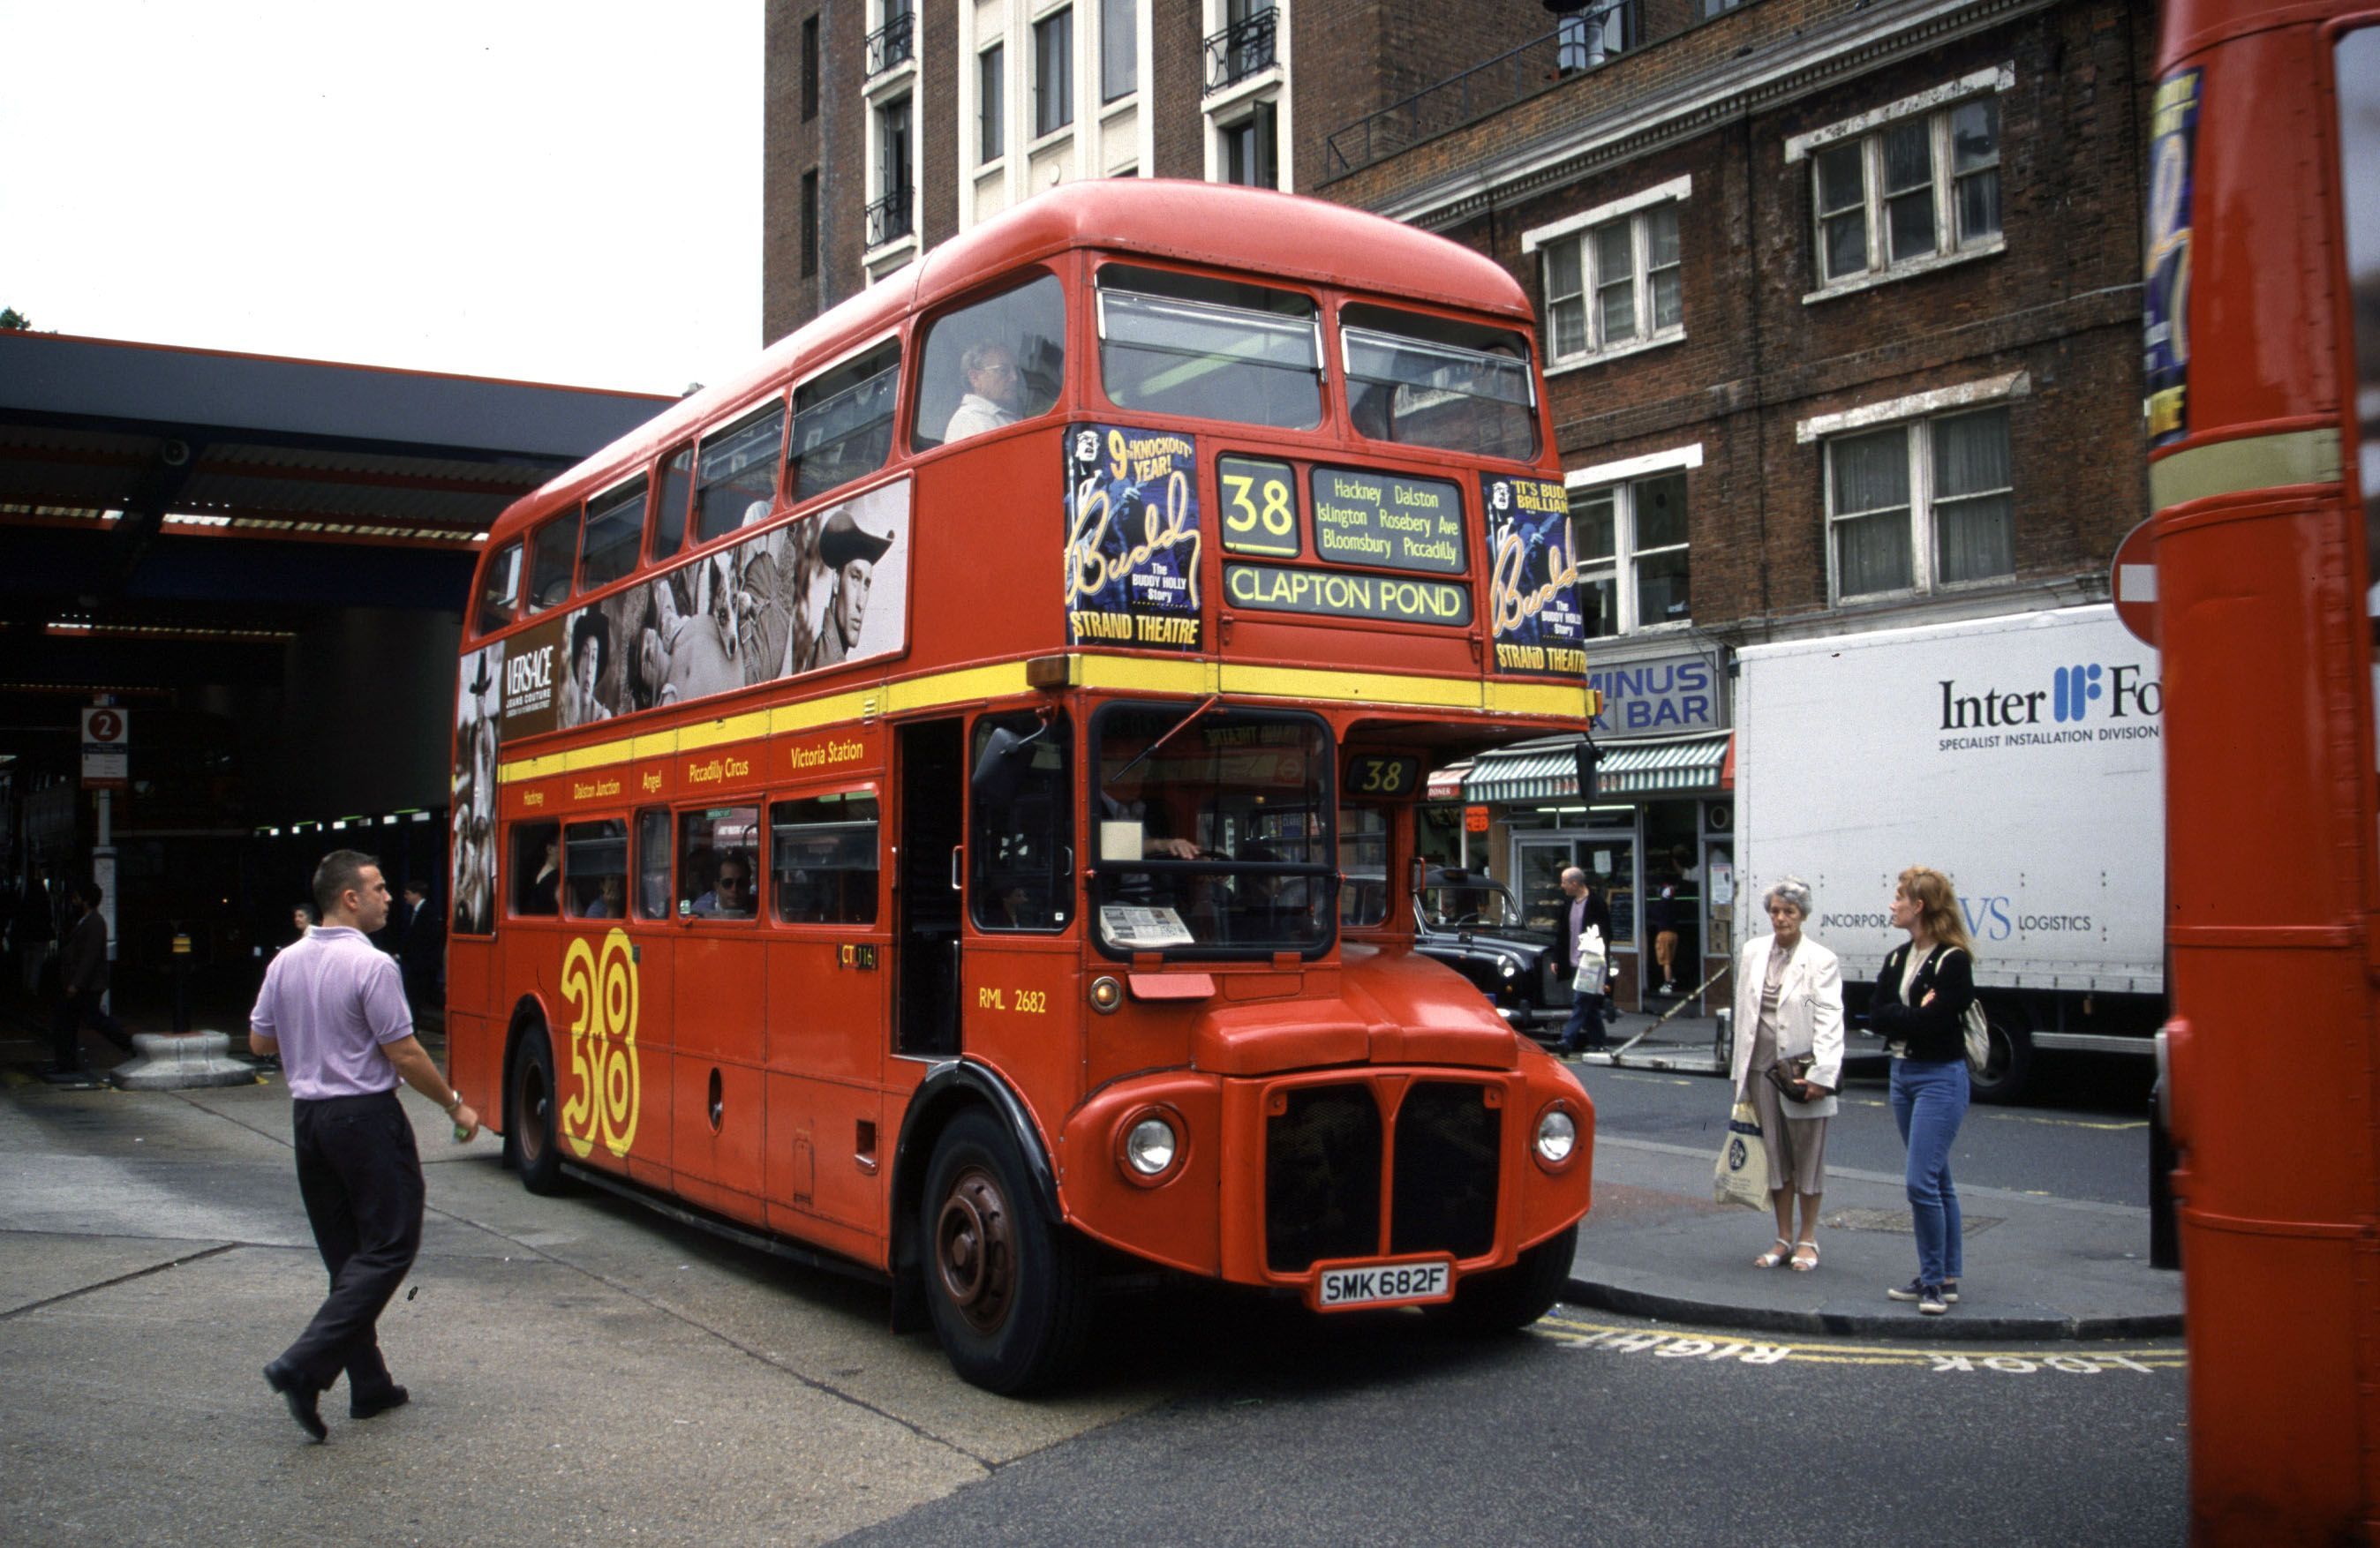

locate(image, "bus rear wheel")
[[511, 1026, 567, 1196], [1427, 1224, 1577, 1334], [921, 1108, 1092, 1394]]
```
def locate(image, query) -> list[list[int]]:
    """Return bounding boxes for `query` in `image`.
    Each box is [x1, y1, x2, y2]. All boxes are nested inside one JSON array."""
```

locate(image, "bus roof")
[[488, 181, 1532, 545]]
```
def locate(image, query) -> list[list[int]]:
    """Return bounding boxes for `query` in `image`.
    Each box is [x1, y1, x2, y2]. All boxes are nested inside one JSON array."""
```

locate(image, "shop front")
[[1457, 648, 1734, 1014]]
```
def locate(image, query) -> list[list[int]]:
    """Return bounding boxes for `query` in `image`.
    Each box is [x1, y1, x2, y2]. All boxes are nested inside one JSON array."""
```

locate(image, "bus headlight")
[[1533, 1105, 1578, 1169], [1115, 1106, 1185, 1185]]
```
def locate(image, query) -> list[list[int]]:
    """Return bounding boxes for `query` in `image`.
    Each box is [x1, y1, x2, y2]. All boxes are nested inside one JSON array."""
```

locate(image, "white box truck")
[[1734, 605, 2162, 1101]]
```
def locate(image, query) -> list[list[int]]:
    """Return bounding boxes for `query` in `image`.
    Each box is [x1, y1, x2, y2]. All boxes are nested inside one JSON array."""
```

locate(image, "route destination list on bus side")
[[1066, 425, 1203, 651], [1482, 473, 1585, 678]]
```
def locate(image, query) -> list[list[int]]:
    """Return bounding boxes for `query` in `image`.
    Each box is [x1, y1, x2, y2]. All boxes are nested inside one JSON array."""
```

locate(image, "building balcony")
[[1322, 0, 1646, 179], [866, 185, 914, 249], [866, 11, 915, 78], [1204, 6, 1278, 96]]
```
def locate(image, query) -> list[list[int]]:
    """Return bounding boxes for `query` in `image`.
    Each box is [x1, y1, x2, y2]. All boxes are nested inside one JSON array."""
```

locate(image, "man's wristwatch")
[[442, 1093, 464, 1115]]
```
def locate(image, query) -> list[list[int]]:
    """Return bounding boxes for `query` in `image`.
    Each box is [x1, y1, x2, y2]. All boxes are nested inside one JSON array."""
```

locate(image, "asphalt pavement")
[[1551, 1011, 2181, 1341]]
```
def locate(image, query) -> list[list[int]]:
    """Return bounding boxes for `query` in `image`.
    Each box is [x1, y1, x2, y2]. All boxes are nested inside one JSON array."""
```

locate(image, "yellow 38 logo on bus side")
[[560, 928, 641, 1160]]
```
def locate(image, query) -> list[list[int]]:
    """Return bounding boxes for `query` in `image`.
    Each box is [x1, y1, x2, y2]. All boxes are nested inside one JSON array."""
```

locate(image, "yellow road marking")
[[1536, 1312, 2184, 1366]]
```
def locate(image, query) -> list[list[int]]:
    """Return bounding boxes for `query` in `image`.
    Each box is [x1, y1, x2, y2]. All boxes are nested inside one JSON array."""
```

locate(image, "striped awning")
[[1463, 740, 1583, 803], [1593, 732, 1734, 795], [1464, 732, 1733, 804], [1425, 760, 1472, 800]]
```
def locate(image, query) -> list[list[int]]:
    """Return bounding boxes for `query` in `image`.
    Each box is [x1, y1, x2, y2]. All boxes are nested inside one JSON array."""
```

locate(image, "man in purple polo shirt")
[[252, 849, 481, 1442]]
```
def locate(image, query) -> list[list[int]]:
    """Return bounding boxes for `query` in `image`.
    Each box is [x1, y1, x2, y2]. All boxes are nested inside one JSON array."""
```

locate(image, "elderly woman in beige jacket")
[[1730, 876, 1845, 1273]]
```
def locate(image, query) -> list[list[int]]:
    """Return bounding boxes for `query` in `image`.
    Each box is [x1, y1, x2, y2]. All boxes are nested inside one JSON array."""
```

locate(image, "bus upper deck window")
[[695, 402, 786, 545], [476, 539, 523, 635], [651, 444, 693, 560], [791, 339, 902, 500], [914, 273, 1066, 451], [525, 512, 580, 614], [1096, 265, 1321, 432], [1341, 304, 1539, 460], [579, 476, 648, 593]]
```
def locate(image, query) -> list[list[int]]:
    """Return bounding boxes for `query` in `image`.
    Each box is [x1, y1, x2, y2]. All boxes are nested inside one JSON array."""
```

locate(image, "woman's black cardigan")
[[1869, 942, 1977, 1063]]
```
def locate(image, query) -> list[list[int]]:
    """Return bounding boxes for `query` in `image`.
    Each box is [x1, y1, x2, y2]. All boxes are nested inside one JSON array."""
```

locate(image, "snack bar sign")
[[80, 707, 130, 790]]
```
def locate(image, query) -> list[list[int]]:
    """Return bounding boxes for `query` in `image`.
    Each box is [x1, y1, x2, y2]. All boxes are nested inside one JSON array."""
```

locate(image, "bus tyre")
[[921, 1109, 1093, 1395], [511, 1026, 567, 1196], [1427, 1224, 1577, 1335], [1968, 1003, 2033, 1106]]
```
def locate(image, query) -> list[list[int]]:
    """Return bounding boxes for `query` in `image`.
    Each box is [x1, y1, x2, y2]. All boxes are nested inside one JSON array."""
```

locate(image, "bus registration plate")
[[1313, 1259, 1452, 1311]]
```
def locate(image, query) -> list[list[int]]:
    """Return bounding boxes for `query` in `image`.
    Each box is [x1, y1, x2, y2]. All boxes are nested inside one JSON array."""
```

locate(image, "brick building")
[[758, 0, 1549, 342], [1314, 0, 2158, 1008]]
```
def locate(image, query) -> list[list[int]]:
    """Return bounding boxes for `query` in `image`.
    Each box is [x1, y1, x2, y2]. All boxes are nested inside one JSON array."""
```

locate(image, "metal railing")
[[865, 186, 913, 248], [865, 10, 915, 77], [1204, 5, 1278, 95], [1322, 1, 1646, 179]]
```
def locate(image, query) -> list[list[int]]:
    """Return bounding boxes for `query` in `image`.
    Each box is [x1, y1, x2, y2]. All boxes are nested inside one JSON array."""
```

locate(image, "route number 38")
[[1220, 455, 1299, 558], [1343, 754, 1423, 800]]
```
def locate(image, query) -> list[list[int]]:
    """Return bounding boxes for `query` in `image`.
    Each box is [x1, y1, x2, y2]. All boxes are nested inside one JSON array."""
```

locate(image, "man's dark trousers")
[[280, 1090, 422, 1396], [1557, 990, 1606, 1054], [50, 990, 128, 1071]]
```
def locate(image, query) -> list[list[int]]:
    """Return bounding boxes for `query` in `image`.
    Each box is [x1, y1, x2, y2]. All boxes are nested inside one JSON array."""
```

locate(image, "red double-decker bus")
[[443, 181, 1598, 1391], [2145, 0, 2380, 1536]]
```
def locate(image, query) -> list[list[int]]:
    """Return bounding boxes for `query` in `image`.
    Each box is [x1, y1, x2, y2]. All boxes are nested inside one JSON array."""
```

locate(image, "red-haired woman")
[[1869, 866, 1977, 1315]]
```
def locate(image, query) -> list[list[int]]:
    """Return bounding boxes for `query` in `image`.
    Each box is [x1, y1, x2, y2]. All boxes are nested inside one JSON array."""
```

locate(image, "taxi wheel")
[[1427, 1224, 1577, 1334], [921, 1108, 1093, 1394], [511, 1026, 567, 1197]]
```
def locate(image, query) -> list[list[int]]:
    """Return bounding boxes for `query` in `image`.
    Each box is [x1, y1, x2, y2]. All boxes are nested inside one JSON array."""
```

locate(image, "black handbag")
[[1766, 1055, 1832, 1102]]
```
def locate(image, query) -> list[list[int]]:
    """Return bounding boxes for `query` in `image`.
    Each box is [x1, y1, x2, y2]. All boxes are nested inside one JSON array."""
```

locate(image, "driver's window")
[[970, 711, 1073, 931], [1338, 806, 1390, 926]]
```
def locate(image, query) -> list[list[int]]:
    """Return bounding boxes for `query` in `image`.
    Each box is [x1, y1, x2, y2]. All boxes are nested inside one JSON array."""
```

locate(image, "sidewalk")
[[1554, 1011, 2184, 1341]]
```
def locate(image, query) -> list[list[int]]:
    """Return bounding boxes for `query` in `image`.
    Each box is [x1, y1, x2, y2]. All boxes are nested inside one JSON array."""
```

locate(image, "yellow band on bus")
[[498, 655, 1590, 783]]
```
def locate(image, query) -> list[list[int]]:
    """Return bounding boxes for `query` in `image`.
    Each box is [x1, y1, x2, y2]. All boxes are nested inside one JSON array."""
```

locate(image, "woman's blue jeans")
[[1890, 1057, 1970, 1287]]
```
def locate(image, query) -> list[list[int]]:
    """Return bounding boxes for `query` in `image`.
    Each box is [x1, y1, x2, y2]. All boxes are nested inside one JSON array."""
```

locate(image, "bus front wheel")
[[511, 1026, 567, 1196], [920, 1108, 1092, 1394], [1427, 1224, 1577, 1334]]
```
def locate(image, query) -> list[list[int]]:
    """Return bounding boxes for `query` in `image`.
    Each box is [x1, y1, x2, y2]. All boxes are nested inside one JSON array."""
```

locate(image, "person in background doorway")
[[396, 880, 443, 1022], [53, 880, 131, 1072], [1729, 877, 1843, 1274], [253, 850, 480, 1442], [1870, 864, 1979, 1316], [1647, 875, 1682, 994], [1552, 867, 1614, 1056]]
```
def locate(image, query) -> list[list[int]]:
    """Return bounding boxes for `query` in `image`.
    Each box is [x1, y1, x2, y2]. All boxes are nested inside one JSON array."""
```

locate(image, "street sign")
[[80, 707, 130, 790], [2113, 519, 2158, 648]]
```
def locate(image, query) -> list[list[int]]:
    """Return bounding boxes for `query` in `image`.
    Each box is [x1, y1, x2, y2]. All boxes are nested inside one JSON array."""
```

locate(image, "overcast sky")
[[0, 1, 762, 396]]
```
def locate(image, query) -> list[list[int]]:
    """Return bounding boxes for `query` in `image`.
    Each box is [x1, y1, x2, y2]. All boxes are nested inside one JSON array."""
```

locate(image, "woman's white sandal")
[[1789, 1240, 1820, 1272], [1753, 1237, 1793, 1269]]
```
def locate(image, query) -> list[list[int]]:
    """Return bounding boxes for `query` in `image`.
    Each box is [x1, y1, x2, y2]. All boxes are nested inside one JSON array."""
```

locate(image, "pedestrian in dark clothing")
[[396, 879, 445, 1021], [53, 880, 131, 1071], [252, 850, 480, 1442]]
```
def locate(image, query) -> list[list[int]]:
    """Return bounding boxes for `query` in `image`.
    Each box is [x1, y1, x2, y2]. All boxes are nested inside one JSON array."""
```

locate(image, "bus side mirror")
[[971, 726, 1029, 812]]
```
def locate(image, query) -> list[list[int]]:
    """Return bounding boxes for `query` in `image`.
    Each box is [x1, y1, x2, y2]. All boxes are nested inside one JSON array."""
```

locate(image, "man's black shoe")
[[263, 1359, 327, 1441], [350, 1384, 410, 1420]]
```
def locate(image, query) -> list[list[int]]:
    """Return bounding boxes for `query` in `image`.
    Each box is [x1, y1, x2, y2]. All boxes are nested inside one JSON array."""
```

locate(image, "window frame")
[[524, 509, 581, 615], [978, 41, 1005, 164], [689, 399, 788, 550], [474, 537, 523, 637], [577, 474, 650, 595], [1822, 404, 2015, 604], [1568, 467, 1693, 637], [1530, 185, 1688, 370], [1791, 70, 2009, 300], [1100, 0, 1136, 103], [678, 804, 763, 924], [790, 333, 904, 500], [769, 788, 882, 928], [562, 818, 631, 921], [1034, 6, 1074, 140]]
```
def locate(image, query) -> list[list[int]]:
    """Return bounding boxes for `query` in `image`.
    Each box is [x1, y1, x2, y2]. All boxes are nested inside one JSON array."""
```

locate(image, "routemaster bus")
[[442, 180, 1599, 1392], [2145, 0, 2380, 1537]]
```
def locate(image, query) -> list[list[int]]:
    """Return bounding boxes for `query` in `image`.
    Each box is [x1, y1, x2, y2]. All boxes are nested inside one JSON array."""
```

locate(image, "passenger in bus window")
[[526, 838, 561, 915], [559, 612, 614, 730], [692, 853, 755, 918], [809, 512, 894, 669], [943, 342, 1023, 443], [583, 875, 626, 919]]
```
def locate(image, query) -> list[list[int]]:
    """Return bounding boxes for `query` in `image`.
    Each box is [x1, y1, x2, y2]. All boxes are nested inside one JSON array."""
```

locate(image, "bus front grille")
[[1389, 1081, 1502, 1261], [1264, 1085, 1382, 1274]]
